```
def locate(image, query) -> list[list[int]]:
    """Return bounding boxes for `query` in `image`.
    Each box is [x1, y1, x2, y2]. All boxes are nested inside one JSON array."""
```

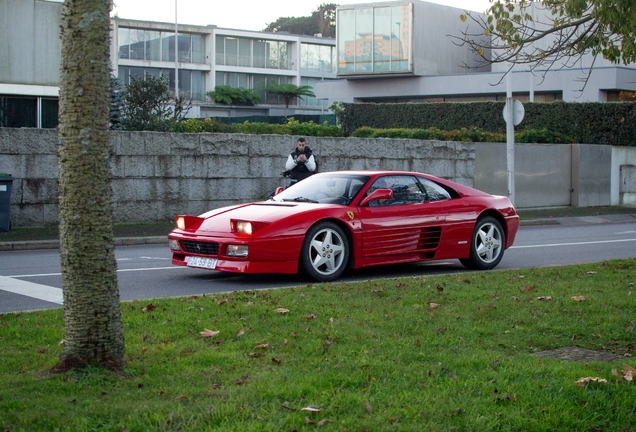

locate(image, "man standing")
[[284, 137, 317, 184]]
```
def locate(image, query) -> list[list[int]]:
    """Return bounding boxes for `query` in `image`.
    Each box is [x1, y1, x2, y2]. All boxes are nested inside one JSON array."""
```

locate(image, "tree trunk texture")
[[56, 0, 125, 371]]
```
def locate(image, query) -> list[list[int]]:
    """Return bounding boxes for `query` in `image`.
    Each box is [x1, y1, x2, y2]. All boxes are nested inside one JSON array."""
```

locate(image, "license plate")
[[187, 256, 218, 269]]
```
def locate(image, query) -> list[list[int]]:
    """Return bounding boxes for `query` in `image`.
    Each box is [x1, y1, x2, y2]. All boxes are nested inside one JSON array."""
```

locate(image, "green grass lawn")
[[1, 259, 635, 431]]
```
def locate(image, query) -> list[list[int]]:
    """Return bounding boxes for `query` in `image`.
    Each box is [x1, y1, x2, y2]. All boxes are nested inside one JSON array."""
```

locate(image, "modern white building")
[[0, 0, 337, 128], [316, 0, 636, 104], [3, 0, 636, 129]]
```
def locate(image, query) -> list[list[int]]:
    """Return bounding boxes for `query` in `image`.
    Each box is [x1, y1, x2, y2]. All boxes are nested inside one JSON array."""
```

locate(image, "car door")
[[358, 175, 446, 258]]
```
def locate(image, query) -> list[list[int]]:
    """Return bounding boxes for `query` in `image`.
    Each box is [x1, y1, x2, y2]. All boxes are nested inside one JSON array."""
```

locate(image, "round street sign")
[[503, 99, 525, 126]]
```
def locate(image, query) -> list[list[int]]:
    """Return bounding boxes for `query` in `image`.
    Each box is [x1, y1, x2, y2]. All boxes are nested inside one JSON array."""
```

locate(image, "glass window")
[[130, 67, 144, 82], [354, 8, 373, 73], [41, 99, 59, 128], [320, 45, 333, 73], [146, 31, 161, 61], [239, 38, 251, 67], [300, 77, 319, 106], [392, 6, 408, 71], [417, 178, 452, 202], [215, 36, 225, 65], [0, 96, 36, 127], [366, 175, 427, 206], [191, 70, 205, 100], [252, 74, 266, 100], [265, 75, 280, 104], [178, 34, 191, 62], [129, 29, 145, 60], [225, 37, 238, 66], [337, 9, 355, 73], [118, 28, 130, 59], [338, 4, 410, 74], [267, 41, 279, 69], [178, 69, 191, 96], [162, 34, 175, 62], [279, 42, 290, 69], [191, 34, 205, 63], [373, 7, 391, 72], [253, 40, 267, 68], [301, 43, 319, 72], [118, 66, 130, 85]]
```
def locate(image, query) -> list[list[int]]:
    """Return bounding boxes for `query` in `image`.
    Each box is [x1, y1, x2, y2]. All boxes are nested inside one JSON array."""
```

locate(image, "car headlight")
[[230, 219, 270, 235], [169, 239, 181, 251], [235, 221, 252, 234], [226, 244, 248, 257], [176, 217, 186, 230]]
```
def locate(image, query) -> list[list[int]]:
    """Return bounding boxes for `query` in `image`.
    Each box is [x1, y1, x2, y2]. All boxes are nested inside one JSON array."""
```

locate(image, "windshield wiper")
[[283, 197, 319, 203]]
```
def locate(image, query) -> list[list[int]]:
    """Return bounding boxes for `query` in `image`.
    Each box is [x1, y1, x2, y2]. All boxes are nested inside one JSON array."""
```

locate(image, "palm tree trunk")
[[55, 0, 125, 371]]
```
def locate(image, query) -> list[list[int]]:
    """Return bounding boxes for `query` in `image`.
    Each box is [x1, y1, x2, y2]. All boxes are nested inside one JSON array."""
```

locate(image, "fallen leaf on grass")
[[537, 296, 552, 301], [612, 364, 635, 382], [275, 308, 290, 314], [365, 400, 372, 413], [571, 296, 586, 302], [429, 302, 440, 309], [317, 419, 332, 426], [301, 405, 321, 412], [576, 377, 608, 388], [304, 314, 318, 320], [587, 271, 597, 274], [272, 358, 281, 365], [200, 329, 220, 338], [217, 299, 227, 305], [304, 417, 315, 424], [236, 328, 245, 337], [174, 395, 187, 402]]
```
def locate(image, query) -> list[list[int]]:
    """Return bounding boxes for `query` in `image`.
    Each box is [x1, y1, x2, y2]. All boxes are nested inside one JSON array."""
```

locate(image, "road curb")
[[0, 236, 167, 251]]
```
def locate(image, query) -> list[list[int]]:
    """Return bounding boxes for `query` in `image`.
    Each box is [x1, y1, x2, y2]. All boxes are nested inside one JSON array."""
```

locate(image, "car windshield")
[[272, 174, 371, 205]]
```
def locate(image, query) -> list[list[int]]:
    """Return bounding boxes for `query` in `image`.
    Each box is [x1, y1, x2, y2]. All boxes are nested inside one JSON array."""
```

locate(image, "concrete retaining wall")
[[0, 129, 474, 228]]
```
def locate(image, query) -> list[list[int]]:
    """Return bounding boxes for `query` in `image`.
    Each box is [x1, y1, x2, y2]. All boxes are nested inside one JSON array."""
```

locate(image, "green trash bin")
[[0, 173, 14, 232]]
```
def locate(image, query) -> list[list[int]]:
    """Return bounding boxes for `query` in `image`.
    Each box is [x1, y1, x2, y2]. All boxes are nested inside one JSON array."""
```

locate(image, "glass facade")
[[215, 72, 292, 105], [215, 36, 292, 70], [118, 28, 205, 64], [118, 67, 206, 101], [0, 96, 58, 128], [337, 4, 411, 75], [300, 43, 336, 74]]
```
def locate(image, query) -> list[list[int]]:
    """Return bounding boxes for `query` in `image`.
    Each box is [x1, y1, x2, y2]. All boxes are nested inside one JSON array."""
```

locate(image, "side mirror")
[[359, 188, 393, 207], [274, 187, 284, 195]]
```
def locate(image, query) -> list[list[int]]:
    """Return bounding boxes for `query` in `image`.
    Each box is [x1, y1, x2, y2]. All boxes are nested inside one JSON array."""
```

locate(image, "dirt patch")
[[532, 346, 626, 362]]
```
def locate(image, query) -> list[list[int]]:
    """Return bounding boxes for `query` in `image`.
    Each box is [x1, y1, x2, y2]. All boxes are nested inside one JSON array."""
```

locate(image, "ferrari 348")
[[168, 171, 519, 282]]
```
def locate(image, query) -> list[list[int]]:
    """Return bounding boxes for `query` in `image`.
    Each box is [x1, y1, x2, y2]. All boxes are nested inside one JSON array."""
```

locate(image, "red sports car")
[[168, 171, 519, 282]]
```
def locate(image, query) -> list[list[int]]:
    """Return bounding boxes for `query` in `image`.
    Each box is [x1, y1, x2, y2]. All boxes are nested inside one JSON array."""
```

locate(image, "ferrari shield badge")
[[347, 211, 355, 220]]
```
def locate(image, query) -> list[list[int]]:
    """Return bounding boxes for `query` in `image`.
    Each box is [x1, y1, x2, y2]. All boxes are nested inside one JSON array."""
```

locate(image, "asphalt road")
[[1, 220, 636, 314]]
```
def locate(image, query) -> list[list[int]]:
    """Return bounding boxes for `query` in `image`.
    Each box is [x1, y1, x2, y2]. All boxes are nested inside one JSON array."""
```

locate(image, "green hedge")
[[350, 126, 575, 143], [173, 117, 341, 137], [340, 101, 636, 146]]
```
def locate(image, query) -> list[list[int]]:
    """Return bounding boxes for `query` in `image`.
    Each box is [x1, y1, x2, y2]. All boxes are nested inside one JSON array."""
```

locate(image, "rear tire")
[[460, 216, 505, 270], [300, 221, 349, 282]]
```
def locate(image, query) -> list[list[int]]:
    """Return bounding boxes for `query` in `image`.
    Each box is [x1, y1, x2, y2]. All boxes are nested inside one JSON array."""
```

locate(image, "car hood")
[[191, 202, 324, 237]]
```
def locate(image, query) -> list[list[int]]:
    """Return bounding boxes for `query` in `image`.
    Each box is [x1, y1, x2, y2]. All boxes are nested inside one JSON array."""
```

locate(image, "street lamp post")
[[174, 0, 179, 97]]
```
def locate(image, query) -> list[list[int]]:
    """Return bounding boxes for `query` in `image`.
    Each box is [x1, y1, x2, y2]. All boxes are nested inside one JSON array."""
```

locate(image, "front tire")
[[300, 221, 349, 282], [460, 216, 505, 270]]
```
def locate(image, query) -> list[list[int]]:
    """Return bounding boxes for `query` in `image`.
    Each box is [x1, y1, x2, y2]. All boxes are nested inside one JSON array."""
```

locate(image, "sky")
[[111, 0, 493, 31]]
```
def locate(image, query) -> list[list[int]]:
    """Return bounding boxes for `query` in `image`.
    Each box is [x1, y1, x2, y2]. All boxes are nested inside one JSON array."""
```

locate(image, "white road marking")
[[1, 267, 185, 305], [510, 238, 636, 249], [0, 276, 63, 304]]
